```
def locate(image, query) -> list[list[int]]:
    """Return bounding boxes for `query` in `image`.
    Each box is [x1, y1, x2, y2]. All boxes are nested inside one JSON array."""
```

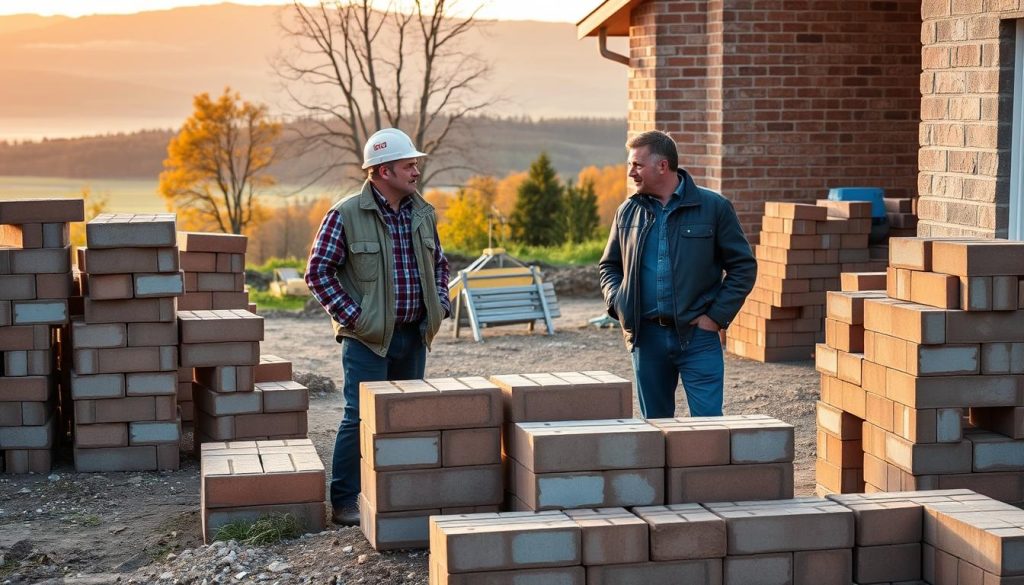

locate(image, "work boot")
[[332, 502, 360, 527]]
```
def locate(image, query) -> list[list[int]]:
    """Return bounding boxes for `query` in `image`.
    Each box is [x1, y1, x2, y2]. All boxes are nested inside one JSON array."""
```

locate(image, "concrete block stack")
[[71, 213, 182, 472], [728, 200, 882, 363], [0, 198, 82, 473], [817, 236, 1024, 503], [649, 415, 796, 504], [176, 232, 250, 311], [184, 310, 308, 447], [489, 371, 634, 509], [507, 419, 666, 511], [199, 438, 325, 544], [359, 377, 504, 551]]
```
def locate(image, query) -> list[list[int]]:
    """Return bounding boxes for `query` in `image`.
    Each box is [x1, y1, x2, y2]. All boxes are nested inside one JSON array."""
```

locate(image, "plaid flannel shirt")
[[306, 189, 451, 329]]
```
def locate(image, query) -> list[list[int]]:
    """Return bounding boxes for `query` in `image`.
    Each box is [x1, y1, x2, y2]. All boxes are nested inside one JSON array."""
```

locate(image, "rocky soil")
[[0, 297, 819, 584]]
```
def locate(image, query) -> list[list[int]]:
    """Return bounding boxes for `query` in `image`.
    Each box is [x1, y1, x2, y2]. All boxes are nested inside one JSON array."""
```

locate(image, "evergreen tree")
[[510, 153, 564, 246], [563, 179, 600, 244]]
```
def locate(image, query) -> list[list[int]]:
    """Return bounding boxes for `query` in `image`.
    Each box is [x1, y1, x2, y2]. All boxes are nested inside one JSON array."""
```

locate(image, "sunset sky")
[[0, 1, 600, 22]]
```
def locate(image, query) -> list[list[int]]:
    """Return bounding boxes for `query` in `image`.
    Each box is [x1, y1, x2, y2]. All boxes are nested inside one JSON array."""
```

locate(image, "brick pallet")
[[358, 377, 504, 551], [199, 438, 325, 544], [71, 213, 183, 472], [816, 237, 1024, 503], [430, 489, 1008, 585], [184, 310, 309, 449], [0, 198, 82, 473], [728, 201, 884, 363], [176, 231, 252, 424]]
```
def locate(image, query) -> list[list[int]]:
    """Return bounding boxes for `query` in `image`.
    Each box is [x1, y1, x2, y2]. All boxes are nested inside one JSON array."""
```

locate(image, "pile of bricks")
[[650, 415, 795, 504], [728, 201, 883, 362], [885, 196, 918, 238], [71, 213, 183, 472], [176, 231, 253, 424], [0, 199, 82, 473], [817, 237, 1024, 503], [199, 438, 325, 543], [429, 488, 1016, 585], [177, 232, 250, 311], [185, 310, 308, 448], [359, 377, 504, 551]]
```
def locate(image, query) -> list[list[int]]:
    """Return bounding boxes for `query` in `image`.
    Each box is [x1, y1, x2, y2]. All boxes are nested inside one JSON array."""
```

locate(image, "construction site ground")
[[0, 297, 819, 584]]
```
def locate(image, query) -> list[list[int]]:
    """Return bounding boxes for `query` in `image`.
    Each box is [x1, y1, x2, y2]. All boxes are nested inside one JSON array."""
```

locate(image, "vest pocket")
[[349, 241, 381, 282]]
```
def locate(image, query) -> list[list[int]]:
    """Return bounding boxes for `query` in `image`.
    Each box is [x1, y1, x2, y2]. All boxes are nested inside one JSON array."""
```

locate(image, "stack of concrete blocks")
[[488, 372, 635, 510], [817, 237, 1024, 503], [0, 198, 82, 473], [176, 232, 250, 312], [71, 213, 183, 472], [649, 415, 796, 504], [428, 497, 859, 584], [728, 200, 883, 363], [176, 231, 253, 424], [199, 438, 325, 544], [431, 488, 1024, 584], [359, 377, 504, 551], [184, 309, 308, 448]]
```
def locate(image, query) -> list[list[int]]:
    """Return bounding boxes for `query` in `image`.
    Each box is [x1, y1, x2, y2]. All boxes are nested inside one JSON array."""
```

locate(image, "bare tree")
[[276, 0, 492, 189]]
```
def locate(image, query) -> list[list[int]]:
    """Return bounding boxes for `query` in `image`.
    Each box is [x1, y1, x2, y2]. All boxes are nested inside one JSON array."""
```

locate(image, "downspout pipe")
[[599, 26, 629, 66]]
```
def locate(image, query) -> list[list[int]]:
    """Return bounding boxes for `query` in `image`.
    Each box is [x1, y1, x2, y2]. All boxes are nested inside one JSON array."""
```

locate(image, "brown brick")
[[10, 247, 71, 274], [178, 231, 248, 254], [179, 341, 260, 367], [84, 274, 133, 300], [74, 422, 129, 448], [793, 548, 852, 585], [665, 463, 793, 504], [258, 380, 308, 413], [490, 371, 631, 423], [932, 240, 1024, 277], [0, 198, 84, 223], [442, 427, 501, 467], [35, 273, 74, 299], [86, 213, 177, 249], [854, 543, 922, 583], [587, 560, 721, 585], [126, 321, 178, 347], [816, 458, 863, 493], [211, 291, 249, 309], [84, 297, 175, 324], [194, 365, 255, 392], [429, 511, 581, 573], [180, 251, 217, 273], [361, 428, 440, 471], [178, 309, 263, 343], [361, 378, 502, 433], [81, 247, 179, 274], [634, 503, 725, 561], [707, 498, 854, 555], [649, 418, 731, 467], [201, 440, 324, 508], [910, 270, 960, 309], [564, 507, 649, 566], [365, 462, 502, 512], [74, 345, 177, 374], [840, 271, 886, 292], [511, 419, 664, 472], [356, 493, 433, 551], [0, 223, 41, 248], [73, 445, 160, 472], [232, 411, 307, 439], [196, 272, 243, 292], [512, 461, 663, 510]]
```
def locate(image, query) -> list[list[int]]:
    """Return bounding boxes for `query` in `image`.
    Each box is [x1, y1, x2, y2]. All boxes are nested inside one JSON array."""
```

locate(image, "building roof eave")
[[576, 0, 641, 40]]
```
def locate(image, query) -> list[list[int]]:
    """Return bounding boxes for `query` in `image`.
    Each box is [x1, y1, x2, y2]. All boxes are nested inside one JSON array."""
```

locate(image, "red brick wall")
[[627, 1, 921, 236], [918, 0, 1015, 238]]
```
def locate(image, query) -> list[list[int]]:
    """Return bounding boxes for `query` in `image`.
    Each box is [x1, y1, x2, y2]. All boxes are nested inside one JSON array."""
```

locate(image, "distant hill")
[[0, 117, 628, 187], [0, 3, 628, 140]]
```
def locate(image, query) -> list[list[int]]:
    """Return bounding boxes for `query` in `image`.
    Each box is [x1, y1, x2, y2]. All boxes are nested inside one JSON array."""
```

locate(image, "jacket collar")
[[629, 169, 701, 209], [357, 179, 432, 216]]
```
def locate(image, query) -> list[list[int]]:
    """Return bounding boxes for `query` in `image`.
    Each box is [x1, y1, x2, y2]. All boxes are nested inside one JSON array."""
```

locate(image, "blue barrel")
[[827, 187, 886, 219]]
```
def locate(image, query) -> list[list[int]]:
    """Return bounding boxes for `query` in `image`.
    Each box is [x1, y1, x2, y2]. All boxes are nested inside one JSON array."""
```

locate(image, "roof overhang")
[[576, 0, 643, 40]]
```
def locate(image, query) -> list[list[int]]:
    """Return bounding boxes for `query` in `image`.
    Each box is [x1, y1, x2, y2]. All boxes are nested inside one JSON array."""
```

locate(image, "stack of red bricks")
[[71, 213, 183, 472], [817, 237, 1024, 503], [430, 488, 1021, 584], [0, 199, 82, 473], [177, 232, 250, 311], [176, 232, 253, 424], [185, 309, 308, 448], [359, 377, 504, 551], [728, 201, 883, 362], [199, 438, 325, 543]]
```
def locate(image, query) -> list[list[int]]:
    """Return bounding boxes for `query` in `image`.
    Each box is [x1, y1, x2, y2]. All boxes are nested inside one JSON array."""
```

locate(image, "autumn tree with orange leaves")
[[159, 88, 281, 234]]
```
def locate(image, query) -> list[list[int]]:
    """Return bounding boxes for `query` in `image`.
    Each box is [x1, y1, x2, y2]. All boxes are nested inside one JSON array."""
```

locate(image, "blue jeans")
[[331, 324, 426, 509], [631, 323, 724, 418]]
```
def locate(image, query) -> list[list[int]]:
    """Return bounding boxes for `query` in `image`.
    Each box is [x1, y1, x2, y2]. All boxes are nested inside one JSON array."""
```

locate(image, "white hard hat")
[[361, 128, 427, 169]]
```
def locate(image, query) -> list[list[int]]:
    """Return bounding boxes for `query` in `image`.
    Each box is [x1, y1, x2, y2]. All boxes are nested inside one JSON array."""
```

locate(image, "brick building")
[[577, 1, 941, 238]]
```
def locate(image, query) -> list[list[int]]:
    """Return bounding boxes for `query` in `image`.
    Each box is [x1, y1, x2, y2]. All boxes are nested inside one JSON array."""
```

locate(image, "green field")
[[0, 176, 343, 213]]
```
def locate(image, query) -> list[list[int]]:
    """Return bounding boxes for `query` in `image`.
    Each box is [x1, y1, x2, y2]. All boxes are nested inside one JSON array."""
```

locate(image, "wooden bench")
[[453, 267, 560, 342]]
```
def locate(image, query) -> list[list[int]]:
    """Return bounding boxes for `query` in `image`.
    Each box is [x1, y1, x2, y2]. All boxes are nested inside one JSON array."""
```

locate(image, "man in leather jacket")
[[599, 130, 756, 418]]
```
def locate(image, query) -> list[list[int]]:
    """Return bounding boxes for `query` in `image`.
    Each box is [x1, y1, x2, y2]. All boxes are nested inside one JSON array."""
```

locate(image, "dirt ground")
[[0, 297, 820, 584]]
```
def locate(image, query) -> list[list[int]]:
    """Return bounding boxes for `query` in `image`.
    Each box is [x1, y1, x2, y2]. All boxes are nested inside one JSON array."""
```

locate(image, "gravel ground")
[[0, 297, 819, 584]]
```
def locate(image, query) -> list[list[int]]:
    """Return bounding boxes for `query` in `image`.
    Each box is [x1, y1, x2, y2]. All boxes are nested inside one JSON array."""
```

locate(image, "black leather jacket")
[[599, 170, 757, 350]]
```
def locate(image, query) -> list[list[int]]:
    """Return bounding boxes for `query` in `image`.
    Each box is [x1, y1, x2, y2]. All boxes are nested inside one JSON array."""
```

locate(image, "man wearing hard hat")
[[306, 128, 450, 526]]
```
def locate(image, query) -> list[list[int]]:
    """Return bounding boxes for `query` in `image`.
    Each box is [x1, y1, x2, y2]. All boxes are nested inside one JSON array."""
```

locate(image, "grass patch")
[[0, 559, 17, 577], [246, 256, 306, 273], [213, 514, 302, 546], [70, 513, 101, 527], [250, 290, 308, 312]]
